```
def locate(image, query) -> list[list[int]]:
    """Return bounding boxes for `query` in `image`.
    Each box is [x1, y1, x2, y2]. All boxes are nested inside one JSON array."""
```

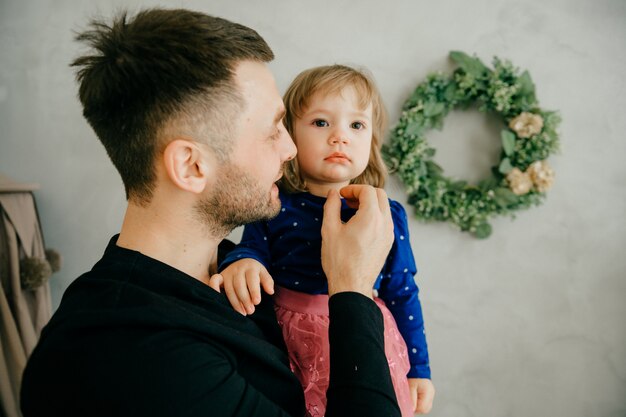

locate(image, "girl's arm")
[[377, 200, 431, 379], [219, 220, 272, 272], [217, 221, 275, 316]]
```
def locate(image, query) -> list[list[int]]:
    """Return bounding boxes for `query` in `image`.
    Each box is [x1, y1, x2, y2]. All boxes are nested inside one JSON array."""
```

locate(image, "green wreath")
[[383, 51, 561, 238]]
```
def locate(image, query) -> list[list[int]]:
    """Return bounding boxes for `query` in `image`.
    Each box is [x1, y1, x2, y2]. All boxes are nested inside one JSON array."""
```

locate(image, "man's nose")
[[281, 128, 297, 162]]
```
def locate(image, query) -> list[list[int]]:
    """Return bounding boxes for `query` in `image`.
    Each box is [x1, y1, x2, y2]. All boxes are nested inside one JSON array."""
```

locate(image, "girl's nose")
[[329, 129, 349, 145]]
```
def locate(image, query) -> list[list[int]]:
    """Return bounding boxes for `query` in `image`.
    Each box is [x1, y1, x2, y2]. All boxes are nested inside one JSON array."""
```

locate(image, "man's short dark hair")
[[71, 8, 274, 204]]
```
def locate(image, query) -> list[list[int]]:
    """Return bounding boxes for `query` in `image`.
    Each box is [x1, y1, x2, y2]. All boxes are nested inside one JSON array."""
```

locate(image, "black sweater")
[[21, 236, 401, 416]]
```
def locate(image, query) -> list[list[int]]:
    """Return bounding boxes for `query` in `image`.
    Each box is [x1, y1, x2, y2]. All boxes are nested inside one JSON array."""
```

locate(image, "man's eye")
[[313, 120, 329, 127], [351, 121, 364, 130]]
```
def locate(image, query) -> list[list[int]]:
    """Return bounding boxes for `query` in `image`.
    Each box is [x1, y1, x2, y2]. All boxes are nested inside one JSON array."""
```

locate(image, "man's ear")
[[162, 139, 213, 194]]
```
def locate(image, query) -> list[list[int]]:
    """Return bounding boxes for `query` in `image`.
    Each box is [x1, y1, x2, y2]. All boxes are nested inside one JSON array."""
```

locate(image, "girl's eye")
[[313, 119, 329, 127], [351, 121, 364, 130]]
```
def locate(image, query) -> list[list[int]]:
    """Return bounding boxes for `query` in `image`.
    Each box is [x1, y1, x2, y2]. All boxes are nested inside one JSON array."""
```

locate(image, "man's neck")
[[116, 202, 220, 284]]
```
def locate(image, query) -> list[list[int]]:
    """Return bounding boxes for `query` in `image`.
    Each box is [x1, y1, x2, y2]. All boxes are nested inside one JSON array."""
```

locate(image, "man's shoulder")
[[21, 322, 235, 416]]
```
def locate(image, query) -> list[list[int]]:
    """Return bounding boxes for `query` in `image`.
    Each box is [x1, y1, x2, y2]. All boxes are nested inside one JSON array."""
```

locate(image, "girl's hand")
[[210, 259, 274, 315], [409, 378, 435, 414]]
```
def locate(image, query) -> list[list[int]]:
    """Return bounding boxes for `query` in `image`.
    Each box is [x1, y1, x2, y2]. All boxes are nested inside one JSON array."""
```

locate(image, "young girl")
[[219, 65, 434, 416]]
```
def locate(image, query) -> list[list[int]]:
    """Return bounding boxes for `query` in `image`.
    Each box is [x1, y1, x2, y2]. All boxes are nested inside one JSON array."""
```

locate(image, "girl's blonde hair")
[[281, 64, 388, 193]]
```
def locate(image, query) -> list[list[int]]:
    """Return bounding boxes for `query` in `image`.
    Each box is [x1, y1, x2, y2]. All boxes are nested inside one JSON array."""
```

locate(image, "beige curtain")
[[0, 193, 52, 417]]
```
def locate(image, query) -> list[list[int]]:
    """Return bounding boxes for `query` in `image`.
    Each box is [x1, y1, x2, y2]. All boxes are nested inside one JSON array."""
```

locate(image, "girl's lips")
[[325, 157, 349, 164], [324, 153, 350, 163]]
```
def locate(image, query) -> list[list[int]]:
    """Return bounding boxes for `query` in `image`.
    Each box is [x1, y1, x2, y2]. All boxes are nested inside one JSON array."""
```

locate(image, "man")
[[21, 8, 401, 416]]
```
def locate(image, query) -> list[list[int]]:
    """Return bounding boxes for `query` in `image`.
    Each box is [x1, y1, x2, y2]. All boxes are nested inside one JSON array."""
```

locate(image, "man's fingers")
[[322, 189, 342, 231], [376, 188, 394, 248], [375, 187, 391, 215], [341, 186, 393, 243], [260, 270, 274, 296], [339, 184, 378, 212]]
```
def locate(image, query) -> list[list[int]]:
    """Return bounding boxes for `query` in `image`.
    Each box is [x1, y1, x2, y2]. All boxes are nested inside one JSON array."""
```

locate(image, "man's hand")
[[409, 378, 435, 414], [208, 259, 274, 315], [321, 185, 394, 297]]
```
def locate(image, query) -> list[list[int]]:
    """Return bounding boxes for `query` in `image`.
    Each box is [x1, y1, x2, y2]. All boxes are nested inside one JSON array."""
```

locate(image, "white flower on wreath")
[[509, 112, 544, 138], [527, 160, 555, 192], [506, 168, 533, 195]]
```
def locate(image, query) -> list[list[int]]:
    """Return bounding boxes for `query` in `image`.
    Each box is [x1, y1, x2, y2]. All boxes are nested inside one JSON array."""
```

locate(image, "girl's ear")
[[162, 139, 213, 194]]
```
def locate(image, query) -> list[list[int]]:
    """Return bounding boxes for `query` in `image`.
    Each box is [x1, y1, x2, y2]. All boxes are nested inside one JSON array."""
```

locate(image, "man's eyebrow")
[[274, 107, 286, 124], [266, 107, 286, 137]]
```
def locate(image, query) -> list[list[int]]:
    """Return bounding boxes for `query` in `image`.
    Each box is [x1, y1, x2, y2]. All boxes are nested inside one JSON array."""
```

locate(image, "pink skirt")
[[274, 286, 413, 417]]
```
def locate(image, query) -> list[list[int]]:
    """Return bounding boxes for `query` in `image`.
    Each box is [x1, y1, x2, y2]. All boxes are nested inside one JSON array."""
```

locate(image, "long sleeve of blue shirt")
[[378, 202, 430, 379], [221, 220, 272, 269]]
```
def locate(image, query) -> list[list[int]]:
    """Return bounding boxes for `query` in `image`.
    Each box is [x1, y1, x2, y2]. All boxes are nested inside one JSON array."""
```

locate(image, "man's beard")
[[194, 162, 281, 237]]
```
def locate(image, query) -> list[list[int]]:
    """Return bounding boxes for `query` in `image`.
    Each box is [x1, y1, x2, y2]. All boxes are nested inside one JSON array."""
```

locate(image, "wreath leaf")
[[425, 161, 443, 176], [474, 223, 493, 239], [501, 130, 516, 156], [478, 178, 499, 191], [424, 101, 445, 117], [518, 71, 536, 98], [499, 158, 514, 174], [493, 188, 519, 207], [449, 51, 489, 77], [405, 122, 423, 137]]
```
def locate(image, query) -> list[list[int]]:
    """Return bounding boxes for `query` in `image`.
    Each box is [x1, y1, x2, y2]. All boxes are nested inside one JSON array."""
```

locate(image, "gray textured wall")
[[1, 0, 625, 416]]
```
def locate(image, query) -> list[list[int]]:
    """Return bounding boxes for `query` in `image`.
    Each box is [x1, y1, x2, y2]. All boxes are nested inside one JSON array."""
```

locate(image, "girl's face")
[[292, 85, 373, 197]]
